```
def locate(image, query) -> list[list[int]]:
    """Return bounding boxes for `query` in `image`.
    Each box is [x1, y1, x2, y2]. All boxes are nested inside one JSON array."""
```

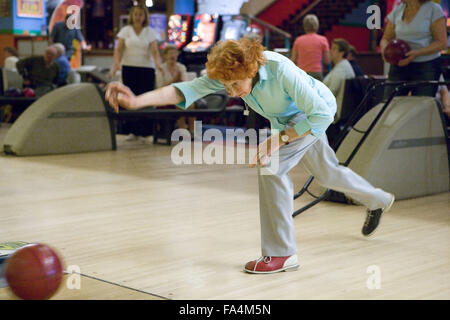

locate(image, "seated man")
[[52, 43, 71, 86], [16, 46, 59, 96], [323, 38, 356, 122]]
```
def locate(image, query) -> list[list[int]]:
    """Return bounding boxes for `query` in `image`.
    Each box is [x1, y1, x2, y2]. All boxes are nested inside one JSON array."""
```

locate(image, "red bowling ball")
[[384, 39, 411, 66], [4, 243, 64, 300], [22, 88, 35, 97]]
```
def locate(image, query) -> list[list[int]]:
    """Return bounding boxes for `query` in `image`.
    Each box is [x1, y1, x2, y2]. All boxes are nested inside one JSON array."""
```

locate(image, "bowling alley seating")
[[75, 66, 111, 85], [66, 70, 81, 84], [1, 67, 23, 91], [2, 83, 231, 155], [119, 90, 229, 145], [0, 67, 36, 122], [0, 66, 87, 124]]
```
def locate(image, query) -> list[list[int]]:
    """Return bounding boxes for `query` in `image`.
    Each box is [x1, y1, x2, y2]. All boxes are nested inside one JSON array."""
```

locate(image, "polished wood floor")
[[0, 124, 448, 300]]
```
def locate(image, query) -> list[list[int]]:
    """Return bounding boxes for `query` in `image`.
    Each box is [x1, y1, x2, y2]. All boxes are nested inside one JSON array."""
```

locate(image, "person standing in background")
[[49, 14, 91, 60], [112, 4, 164, 141], [291, 14, 331, 81], [380, 0, 446, 98]]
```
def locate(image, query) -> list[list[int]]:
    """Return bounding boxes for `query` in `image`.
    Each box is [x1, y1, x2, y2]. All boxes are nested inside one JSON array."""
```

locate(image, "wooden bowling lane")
[[0, 125, 449, 300], [0, 273, 167, 300]]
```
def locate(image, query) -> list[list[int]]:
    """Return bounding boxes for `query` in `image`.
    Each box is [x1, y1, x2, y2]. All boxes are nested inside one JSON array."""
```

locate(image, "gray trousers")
[[258, 132, 392, 257]]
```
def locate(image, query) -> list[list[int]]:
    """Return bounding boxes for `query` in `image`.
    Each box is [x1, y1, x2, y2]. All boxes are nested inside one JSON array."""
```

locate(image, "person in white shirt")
[[155, 45, 194, 133], [323, 38, 355, 122], [112, 5, 164, 140], [3, 47, 19, 71], [156, 45, 187, 87], [112, 5, 163, 88], [324, 38, 355, 96]]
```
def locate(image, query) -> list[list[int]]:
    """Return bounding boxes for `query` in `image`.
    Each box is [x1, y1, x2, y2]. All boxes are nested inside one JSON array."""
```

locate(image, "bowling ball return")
[[293, 80, 450, 217], [1, 83, 229, 155]]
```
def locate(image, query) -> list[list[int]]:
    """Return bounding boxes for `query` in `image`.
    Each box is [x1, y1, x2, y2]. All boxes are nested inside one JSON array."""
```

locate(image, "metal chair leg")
[[294, 175, 314, 200], [292, 189, 330, 218]]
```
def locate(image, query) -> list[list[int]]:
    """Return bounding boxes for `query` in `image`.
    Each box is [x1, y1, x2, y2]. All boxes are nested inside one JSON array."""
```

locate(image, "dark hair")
[[3, 47, 18, 57], [332, 38, 350, 58]]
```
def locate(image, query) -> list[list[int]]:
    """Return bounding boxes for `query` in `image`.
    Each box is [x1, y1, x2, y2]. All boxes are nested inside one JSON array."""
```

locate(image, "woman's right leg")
[[300, 135, 392, 211], [257, 135, 318, 257]]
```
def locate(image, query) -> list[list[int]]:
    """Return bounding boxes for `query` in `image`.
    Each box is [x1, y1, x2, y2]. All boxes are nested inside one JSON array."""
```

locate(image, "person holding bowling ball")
[[380, 0, 447, 98]]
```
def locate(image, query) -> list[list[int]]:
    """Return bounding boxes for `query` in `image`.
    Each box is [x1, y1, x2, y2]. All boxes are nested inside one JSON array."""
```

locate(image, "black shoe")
[[362, 194, 395, 237]]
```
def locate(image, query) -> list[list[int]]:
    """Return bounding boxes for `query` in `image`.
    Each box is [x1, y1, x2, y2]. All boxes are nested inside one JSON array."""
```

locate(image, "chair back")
[[66, 70, 81, 84], [2, 68, 23, 92]]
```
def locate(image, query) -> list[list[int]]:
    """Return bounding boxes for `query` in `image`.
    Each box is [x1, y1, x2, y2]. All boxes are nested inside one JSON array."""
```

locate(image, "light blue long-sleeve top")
[[172, 51, 337, 138]]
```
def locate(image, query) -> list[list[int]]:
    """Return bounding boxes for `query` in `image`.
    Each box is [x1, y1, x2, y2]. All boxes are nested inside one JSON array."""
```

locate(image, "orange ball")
[[5, 244, 64, 300]]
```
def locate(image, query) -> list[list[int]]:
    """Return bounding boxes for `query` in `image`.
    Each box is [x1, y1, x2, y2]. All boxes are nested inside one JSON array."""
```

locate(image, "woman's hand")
[[105, 81, 137, 113], [250, 133, 283, 168], [398, 49, 419, 67]]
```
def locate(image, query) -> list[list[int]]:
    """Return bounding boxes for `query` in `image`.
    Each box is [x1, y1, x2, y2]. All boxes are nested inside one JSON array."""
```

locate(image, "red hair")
[[206, 38, 267, 81]]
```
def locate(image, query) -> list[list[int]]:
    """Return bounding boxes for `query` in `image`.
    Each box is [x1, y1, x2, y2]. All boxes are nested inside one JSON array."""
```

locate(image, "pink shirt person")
[[291, 14, 330, 80], [292, 33, 329, 72]]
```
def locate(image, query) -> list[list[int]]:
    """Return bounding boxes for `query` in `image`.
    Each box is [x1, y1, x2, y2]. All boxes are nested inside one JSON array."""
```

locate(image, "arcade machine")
[[219, 15, 248, 41], [165, 14, 192, 50], [180, 13, 220, 75], [149, 13, 167, 43]]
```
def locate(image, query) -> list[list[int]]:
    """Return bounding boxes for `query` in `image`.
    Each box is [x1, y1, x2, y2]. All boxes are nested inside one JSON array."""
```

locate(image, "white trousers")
[[257, 132, 392, 257]]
